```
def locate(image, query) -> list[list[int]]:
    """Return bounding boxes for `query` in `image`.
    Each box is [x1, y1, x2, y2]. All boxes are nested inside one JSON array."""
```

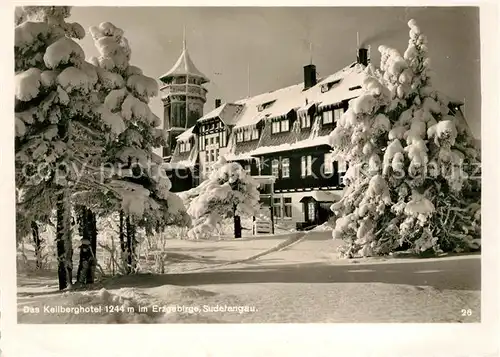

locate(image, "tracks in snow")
[[185, 232, 308, 272]]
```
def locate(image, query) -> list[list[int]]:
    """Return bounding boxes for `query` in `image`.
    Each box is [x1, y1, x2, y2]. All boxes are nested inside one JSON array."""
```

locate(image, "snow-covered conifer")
[[88, 22, 189, 272], [14, 6, 107, 289], [182, 157, 260, 239], [329, 20, 481, 258]]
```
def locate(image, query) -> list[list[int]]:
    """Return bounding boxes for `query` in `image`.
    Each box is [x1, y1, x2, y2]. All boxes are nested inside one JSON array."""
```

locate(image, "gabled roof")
[[176, 126, 195, 141], [197, 103, 245, 126], [159, 43, 209, 84]]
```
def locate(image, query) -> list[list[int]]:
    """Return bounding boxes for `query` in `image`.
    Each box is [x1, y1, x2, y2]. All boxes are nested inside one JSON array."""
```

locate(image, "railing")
[[160, 84, 208, 99]]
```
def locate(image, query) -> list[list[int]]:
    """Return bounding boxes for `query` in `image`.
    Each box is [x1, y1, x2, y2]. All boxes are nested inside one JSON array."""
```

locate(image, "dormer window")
[[258, 100, 276, 112], [236, 130, 244, 143], [300, 112, 311, 128], [323, 110, 333, 124], [252, 127, 259, 140], [272, 121, 280, 134], [271, 119, 290, 134], [179, 141, 191, 153], [334, 108, 343, 121], [321, 79, 341, 93], [280, 120, 289, 132]]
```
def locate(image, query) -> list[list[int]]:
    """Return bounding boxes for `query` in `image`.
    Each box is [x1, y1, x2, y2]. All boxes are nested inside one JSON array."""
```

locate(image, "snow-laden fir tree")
[[14, 6, 109, 289], [329, 19, 481, 258], [181, 157, 260, 239], [88, 22, 190, 273]]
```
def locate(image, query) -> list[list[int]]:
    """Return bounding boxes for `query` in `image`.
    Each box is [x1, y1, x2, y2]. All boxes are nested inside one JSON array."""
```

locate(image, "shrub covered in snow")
[[329, 20, 481, 258], [183, 157, 260, 239]]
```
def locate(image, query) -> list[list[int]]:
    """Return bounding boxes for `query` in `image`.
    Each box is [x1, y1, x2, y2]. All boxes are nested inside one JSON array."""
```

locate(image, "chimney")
[[215, 98, 222, 108], [357, 47, 369, 66], [303, 64, 317, 90]]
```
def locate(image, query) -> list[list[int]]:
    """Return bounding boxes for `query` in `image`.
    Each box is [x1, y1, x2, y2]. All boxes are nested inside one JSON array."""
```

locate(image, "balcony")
[[160, 84, 208, 100]]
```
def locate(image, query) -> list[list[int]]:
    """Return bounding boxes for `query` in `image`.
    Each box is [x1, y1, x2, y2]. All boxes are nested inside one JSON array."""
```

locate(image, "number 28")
[[461, 309, 472, 316]]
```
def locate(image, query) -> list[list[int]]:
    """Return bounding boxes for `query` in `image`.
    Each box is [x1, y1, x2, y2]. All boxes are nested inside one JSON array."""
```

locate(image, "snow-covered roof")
[[170, 60, 365, 162], [159, 43, 209, 84], [176, 126, 195, 141], [197, 103, 245, 126], [233, 83, 305, 129], [230, 62, 365, 129], [316, 63, 365, 109]]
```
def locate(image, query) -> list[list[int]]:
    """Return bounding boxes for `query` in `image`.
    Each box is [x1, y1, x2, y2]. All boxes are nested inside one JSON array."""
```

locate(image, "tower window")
[[170, 102, 186, 128]]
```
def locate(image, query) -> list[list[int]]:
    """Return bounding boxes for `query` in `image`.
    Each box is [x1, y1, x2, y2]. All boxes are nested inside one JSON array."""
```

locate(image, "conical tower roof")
[[159, 36, 209, 84]]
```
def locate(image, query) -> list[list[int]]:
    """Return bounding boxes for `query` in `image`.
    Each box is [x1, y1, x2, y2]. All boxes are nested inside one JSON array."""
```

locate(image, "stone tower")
[[159, 35, 209, 159]]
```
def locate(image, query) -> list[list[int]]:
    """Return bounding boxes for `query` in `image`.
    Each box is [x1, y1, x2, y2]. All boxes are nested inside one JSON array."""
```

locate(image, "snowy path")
[[17, 231, 480, 323]]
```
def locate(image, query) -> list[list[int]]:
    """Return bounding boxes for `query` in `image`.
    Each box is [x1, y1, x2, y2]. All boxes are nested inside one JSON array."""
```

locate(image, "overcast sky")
[[70, 6, 481, 138]]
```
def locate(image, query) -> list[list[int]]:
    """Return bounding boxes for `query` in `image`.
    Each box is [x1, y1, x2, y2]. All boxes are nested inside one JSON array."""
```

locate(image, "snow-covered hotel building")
[[160, 42, 371, 229]]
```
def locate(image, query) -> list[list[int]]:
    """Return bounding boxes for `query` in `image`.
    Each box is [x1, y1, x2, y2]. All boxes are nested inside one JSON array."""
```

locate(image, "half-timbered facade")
[[162, 48, 375, 228]]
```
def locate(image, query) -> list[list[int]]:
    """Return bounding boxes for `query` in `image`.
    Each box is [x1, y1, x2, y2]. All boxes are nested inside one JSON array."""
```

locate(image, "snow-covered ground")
[[17, 230, 480, 323]]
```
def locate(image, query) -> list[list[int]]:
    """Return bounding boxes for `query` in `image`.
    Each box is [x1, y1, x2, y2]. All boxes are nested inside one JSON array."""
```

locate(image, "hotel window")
[[215, 148, 219, 161], [322, 110, 333, 124], [301, 113, 311, 128], [308, 201, 316, 221], [205, 151, 209, 162], [205, 137, 209, 147], [271, 159, 280, 177], [210, 150, 215, 162], [334, 108, 343, 122], [179, 142, 185, 152], [272, 197, 282, 218], [281, 158, 290, 178], [324, 152, 334, 175], [284, 197, 292, 218], [272, 121, 280, 134], [280, 120, 289, 132], [236, 131, 244, 143], [301, 155, 312, 177], [244, 128, 251, 141], [252, 127, 259, 140]]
